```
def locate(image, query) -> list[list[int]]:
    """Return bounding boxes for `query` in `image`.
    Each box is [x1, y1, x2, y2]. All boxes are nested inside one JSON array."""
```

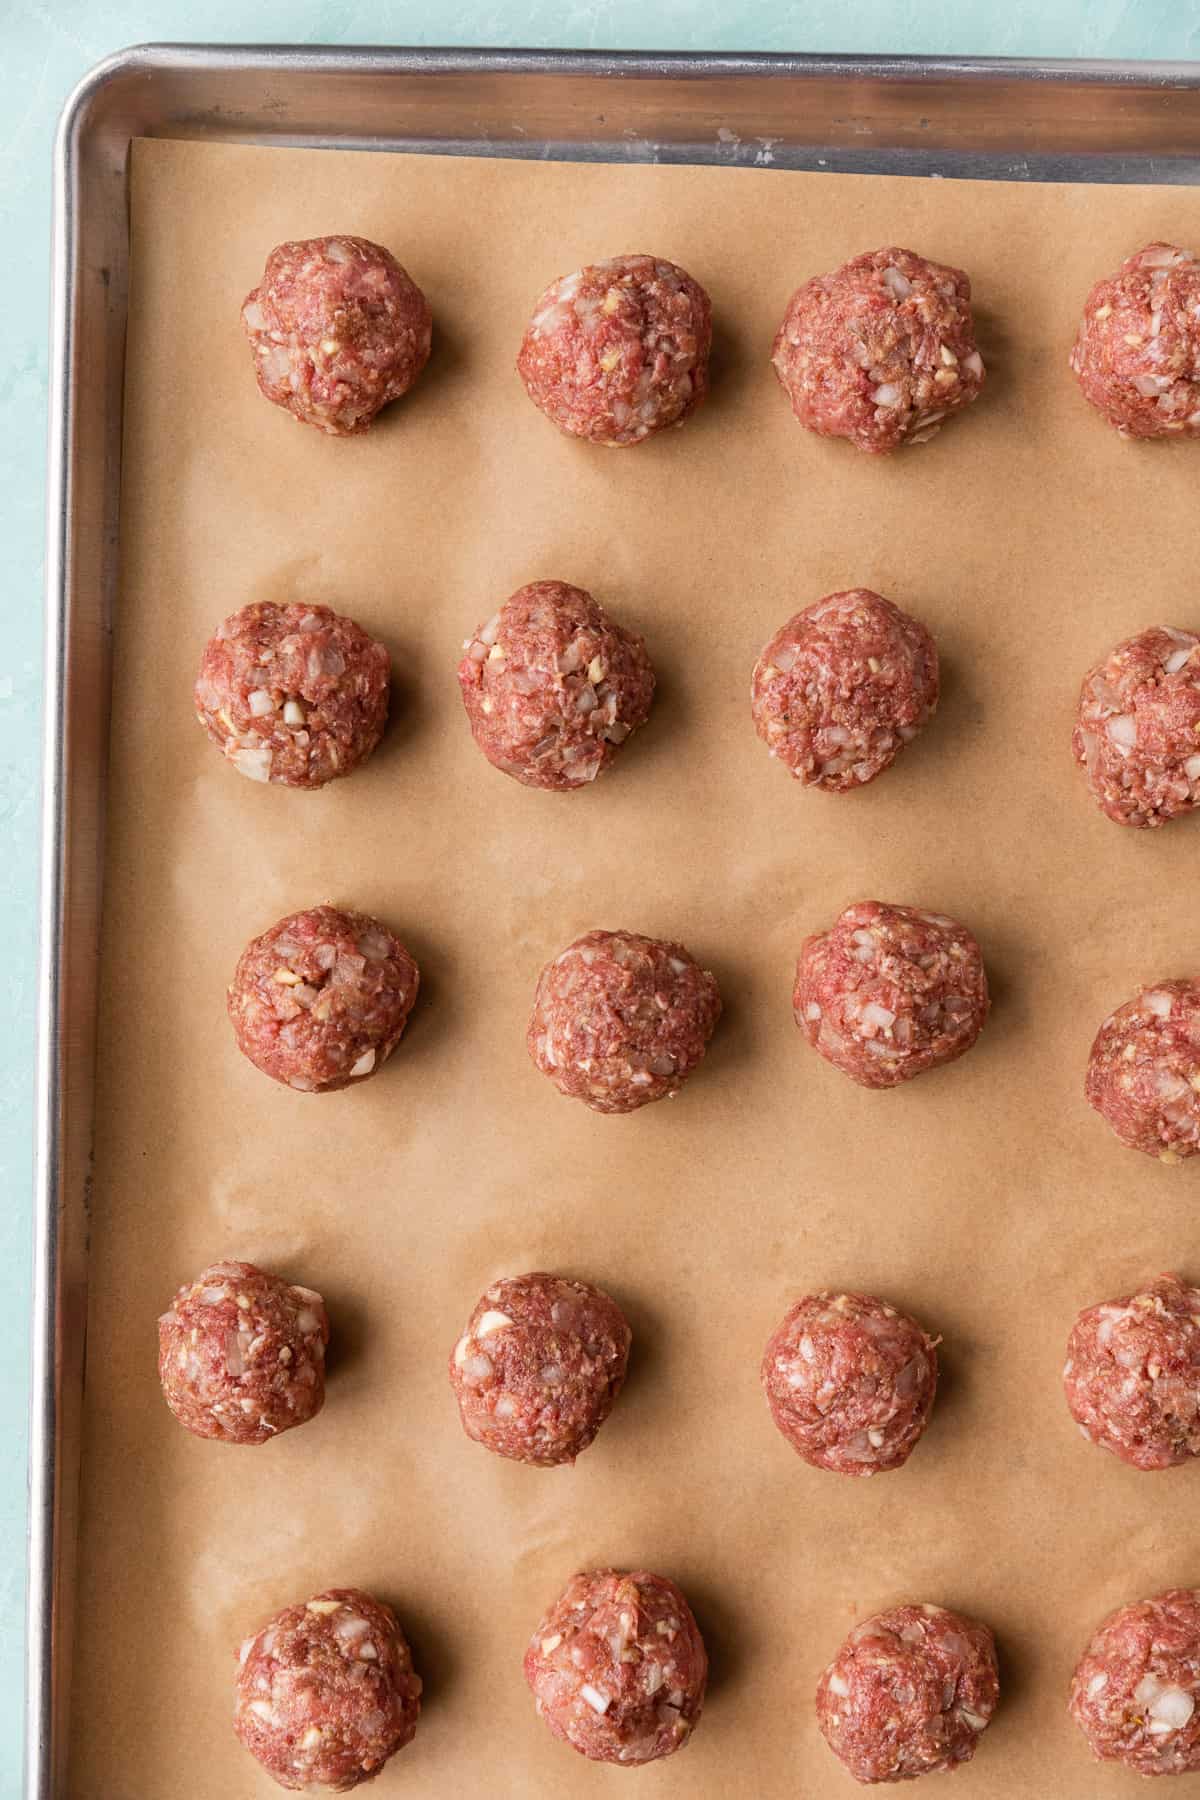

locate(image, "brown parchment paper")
[[69, 137, 1200, 1798]]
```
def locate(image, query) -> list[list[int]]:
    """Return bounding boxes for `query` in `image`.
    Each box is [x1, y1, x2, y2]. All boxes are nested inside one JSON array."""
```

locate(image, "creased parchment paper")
[[69, 138, 1200, 1797]]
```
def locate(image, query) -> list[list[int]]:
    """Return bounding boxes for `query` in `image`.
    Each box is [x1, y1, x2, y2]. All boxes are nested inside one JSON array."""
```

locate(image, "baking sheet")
[[68, 136, 1200, 1797]]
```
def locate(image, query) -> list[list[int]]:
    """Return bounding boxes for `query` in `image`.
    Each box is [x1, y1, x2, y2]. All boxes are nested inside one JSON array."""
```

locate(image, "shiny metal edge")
[[28, 43, 1200, 1800], [27, 60, 109, 1800], [28, 79, 73, 1800], [45, 41, 1200, 81], [28, 73, 76, 1800]]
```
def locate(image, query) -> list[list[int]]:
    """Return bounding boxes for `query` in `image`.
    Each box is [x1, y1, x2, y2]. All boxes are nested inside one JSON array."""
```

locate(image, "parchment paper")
[[69, 137, 1200, 1797]]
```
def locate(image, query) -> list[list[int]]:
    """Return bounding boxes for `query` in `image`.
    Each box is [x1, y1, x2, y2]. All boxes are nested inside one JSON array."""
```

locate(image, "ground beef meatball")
[[229, 905, 419, 1093], [517, 254, 711, 446], [524, 1569, 707, 1765], [457, 581, 654, 789], [751, 590, 938, 790], [450, 1272, 631, 1466], [795, 901, 989, 1089], [528, 929, 721, 1114], [772, 246, 985, 454], [1086, 980, 1200, 1162], [761, 1290, 938, 1476], [234, 1588, 421, 1790], [158, 1260, 328, 1445], [242, 235, 432, 436], [195, 602, 390, 788], [1070, 1590, 1200, 1775], [1073, 625, 1200, 828], [1070, 244, 1200, 439], [1064, 1274, 1200, 1470], [817, 1603, 999, 1784]]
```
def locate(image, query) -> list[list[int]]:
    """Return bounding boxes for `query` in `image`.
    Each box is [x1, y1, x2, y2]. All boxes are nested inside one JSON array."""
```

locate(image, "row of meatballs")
[[229, 1577, 1200, 1788], [224, 899, 1200, 1163], [160, 1265, 1200, 1477], [241, 232, 1200, 448], [195, 583, 1200, 828], [167, 1265, 1200, 1785]]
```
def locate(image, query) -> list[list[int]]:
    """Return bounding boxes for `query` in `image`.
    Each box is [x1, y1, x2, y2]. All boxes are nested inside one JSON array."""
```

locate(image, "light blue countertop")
[[4, 3, 1199, 1786]]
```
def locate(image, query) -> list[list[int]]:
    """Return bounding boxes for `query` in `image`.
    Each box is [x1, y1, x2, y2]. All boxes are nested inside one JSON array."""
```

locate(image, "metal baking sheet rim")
[[30, 43, 1200, 1799]]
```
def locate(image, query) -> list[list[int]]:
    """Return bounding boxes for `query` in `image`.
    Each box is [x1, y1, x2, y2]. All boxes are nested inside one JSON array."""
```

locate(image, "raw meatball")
[[795, 901, 989, 1089], [1064, 1273, 1200, 1470], [1070, 1589, 1200, 1775], [1086, 980, 1200, 1162], [517, 254, 711, 446], [234, 1588, 421, 1790], [229, 905, 419, 1093], [1072, 625, 1200, 828], [449, 1272, 631, 1466], [1069, 243, 1200, 438], [528, 929, 721, 1114], [242, 235, 432, 436], [751, 590, 938, 790], [761, 1290, 938, 1476], [772, 246, 985, 454], [817, 1603, 999, 1784], [457, 581, 654, 789], [524, 1569, 707, 1765], [158, 1260, 328, 1445], [195, 602, 390, 788]]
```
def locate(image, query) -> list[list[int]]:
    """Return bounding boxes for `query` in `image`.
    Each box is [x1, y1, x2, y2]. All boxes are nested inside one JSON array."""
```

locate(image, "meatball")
[[524, 1569, 707, 1765], [1070, 1589, 1200, 1775], [751, 590, 938, 790], [772, 246, 985, 454], [1072, 625, 1200, 828], [817, 1603, 999, 1784], [528, 929, 721, 1114], [1064, 1273, 1200, 1470], [1069, 243, 1200, 439], [195, 602, 390, 789], [457, 581, 654, 789], [234, 1588, 421, 1790], [229, 905, 419, 1093], [761, 1290, 938, 1476], [517, 254, 711, 446], [1086, 980, 1200, 1162], [795, 901, 989, 1089], [158, 1260, 328, 1445], [449, 1272, 631, 1467], [241, 235, 432, 436]]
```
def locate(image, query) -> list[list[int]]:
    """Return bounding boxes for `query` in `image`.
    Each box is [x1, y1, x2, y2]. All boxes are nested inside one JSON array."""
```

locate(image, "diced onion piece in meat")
[[1149, 1686, 1195, 1731], [357, 930, 393, 962], [232, 744, 273, 782]]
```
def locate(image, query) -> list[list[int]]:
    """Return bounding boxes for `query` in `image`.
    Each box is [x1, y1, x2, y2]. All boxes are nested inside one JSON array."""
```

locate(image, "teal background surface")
[[3, 2, 1198, 1784]]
